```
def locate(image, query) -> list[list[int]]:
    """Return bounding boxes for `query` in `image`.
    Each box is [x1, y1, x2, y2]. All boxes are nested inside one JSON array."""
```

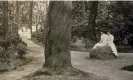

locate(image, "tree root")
[[18, 67, 110, 80]]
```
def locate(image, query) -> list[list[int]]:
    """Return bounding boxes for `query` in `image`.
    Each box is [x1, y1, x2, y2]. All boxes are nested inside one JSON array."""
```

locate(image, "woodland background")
[[0, 1, 133, 54], [0, 1, 133, 80]]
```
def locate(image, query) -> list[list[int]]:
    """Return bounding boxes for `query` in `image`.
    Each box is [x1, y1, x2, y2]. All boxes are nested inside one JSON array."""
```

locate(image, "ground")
[[0, 31, 133, 80], [72, 51, 133, 80]]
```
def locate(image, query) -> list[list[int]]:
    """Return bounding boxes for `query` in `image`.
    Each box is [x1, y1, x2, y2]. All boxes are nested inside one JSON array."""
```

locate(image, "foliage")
[[16, 43, 28, 59], [22, 1, 133, 53], [0, 33, 28, 71], [107, 1, 133, 46], [0, 33, 27, 58], [31, 29, 44, 43], [72, 1, 87, 39], [71, 1, 133, 47], [33, 1, 47, 27]]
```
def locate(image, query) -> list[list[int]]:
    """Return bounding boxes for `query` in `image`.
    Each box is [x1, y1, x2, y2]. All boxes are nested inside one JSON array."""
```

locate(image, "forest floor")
[[0, 31, 133, 80], [71, 51, 133, 80]]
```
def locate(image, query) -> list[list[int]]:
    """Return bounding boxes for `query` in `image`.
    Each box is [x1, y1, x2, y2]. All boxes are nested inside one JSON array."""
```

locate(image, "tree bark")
[[35, 15, 38, 35], [29, 1, 33, 35], [2, 1, 8, 37], [81, 1, 86, 18], [15, 1, 19, 35], [44, 1, 49, 43], [88, 1, 98, 40], [43, 1, 72, 69]]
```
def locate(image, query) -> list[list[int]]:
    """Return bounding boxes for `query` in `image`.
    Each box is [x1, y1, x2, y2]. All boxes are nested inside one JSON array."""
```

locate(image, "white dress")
[[108, 34, 118, 56], [92, 34, 109, 50]]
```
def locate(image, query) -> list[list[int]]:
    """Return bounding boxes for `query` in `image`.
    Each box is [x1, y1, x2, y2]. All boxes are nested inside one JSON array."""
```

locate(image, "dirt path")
[[0, 32, 133, 80]]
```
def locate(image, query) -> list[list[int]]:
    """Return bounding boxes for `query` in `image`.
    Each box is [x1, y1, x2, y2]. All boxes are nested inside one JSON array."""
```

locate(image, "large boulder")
[[90, 46, 117, 59]]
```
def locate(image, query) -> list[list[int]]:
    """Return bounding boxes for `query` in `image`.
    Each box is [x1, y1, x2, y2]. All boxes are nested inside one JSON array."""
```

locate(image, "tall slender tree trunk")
[[88, 1, 98, 40], [29, 1, 33, 35], [81, 1, 86, 18], [2, 1, 8, 37], [35, 15, 38, 35], [43, 1, 72, 69], [44, 1, 49, 43], [10, 20, 13, 34], [16, 1, 19, 35]]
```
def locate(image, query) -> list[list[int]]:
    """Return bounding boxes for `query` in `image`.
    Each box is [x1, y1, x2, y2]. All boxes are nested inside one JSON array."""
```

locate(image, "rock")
[[121, 65, 133, 72], [90, 46, 117, 59]]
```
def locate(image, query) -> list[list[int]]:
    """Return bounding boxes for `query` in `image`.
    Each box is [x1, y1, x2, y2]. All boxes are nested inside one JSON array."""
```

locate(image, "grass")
[[0, 55, 33, 74]]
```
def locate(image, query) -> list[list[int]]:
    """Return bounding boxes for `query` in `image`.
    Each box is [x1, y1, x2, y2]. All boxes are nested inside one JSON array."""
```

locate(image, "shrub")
[[31, 31, 44, 43], [0, 33, 28, 59], [16, 43, 28, 59]]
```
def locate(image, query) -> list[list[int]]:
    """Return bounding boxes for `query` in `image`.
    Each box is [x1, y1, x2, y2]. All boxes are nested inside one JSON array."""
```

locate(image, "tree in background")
[[0, 1, 28, 71], [72, 1, 98, 40], [29, 1, 133, 53], [2, 1, 8, 37], [15, 1, 19, 35], [87, 1, 98, 40], [19, 2, 29, 30], [33, 1, 47, 35], [29, 1, 33, 35], [72, 1, 88, 39]]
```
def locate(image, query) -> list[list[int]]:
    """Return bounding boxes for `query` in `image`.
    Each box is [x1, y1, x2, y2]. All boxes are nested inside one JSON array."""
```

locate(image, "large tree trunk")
[[2, 1, 8, 37], [43, 1, 72, 69], [88, 1, 98, 40], [29, 1, 33, 35]]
